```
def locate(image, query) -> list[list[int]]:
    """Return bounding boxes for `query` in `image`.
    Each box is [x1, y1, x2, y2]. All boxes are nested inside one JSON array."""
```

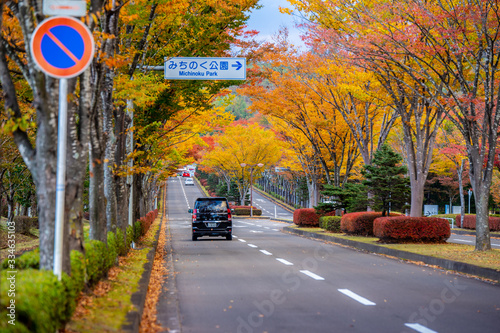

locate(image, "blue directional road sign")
[[164, 57, 246, 80]]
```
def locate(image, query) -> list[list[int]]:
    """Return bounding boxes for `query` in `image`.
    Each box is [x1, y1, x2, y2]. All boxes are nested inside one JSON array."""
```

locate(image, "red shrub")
[[293, 208, 320, 227], [341, 212, 391, 236], [455, 215, 500, 231], [374, 216, 450, 242]]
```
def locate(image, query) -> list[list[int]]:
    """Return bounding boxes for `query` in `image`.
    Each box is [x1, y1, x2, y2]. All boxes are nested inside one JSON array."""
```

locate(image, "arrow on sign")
[[232, 61, 242, 70]]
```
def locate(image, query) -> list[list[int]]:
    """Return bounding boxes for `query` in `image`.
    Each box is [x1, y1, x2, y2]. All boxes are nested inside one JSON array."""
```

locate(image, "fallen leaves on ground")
[[139, 218, 168, 333]]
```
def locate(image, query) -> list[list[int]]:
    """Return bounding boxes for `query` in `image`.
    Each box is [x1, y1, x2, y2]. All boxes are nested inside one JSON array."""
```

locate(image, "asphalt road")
[[156, 177, 500, 333]]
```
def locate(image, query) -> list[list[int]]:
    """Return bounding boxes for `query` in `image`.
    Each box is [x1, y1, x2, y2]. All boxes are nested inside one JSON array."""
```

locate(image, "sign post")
[[31, 16, 94, 279]]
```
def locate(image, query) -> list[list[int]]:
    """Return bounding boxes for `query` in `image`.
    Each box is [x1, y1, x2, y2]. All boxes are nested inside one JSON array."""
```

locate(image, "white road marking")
[[238, 239, 246, 243], [404, 323, 438, 333], [260, 250, 272, 255], [338, 289, 376, 306], [276, 258, 294, 266], [233, 235, 238, 238], [455, 239, 473, 243], [272, 229, 279, 231], [250, 230, 263, 233], [248, 244, 258, 248], [264, 227, 270, 229], [300, 270, 325, 281]]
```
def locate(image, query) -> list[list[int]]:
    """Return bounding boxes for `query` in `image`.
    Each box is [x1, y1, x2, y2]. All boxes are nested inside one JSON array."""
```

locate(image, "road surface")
[[156, 177, 500, 333]]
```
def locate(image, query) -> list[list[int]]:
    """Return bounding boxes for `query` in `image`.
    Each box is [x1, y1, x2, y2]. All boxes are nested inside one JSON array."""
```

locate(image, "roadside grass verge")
[[64, 217, 160, 332], [290, 226, 500, 271]]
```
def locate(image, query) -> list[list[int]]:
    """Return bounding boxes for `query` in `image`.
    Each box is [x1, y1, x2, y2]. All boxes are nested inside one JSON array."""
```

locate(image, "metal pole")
[[250, 167, 253, 217], [54, 78, 68, 280], [468, 189, 471, 214]]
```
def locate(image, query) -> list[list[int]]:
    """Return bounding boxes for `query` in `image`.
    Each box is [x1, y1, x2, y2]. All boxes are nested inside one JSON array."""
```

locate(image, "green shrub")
[[85, 240, 108, 286], [319, 216, 342, 232], [134, 220, 142, 241], [116, 228, 128, 256], [126, 225, 134, 246], [106, 232, 118, 271], [0, 269, 67, 332], [2, 248, 40, 270]]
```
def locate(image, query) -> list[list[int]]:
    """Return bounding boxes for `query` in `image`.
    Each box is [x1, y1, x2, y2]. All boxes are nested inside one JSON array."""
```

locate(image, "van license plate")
[[206, 223, 217, 228]]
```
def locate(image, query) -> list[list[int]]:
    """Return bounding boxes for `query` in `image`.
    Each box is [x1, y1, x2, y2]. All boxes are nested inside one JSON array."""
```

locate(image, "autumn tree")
[[201, 123, 282, 205]]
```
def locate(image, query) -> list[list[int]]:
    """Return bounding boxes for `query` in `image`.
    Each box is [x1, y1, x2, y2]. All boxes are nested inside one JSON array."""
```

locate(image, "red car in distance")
[[182, 172, 190, 177]]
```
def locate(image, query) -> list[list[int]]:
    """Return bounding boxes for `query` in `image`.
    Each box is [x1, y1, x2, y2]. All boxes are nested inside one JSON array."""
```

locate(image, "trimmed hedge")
[[374, 216, 450, 243], [293, 208, 320, 227], [231, 206, 262, 216], [319, 216, 342, 232], [341, 212, 397, 236], [454, 214, 500, 231], [0, 208, 159, 332]]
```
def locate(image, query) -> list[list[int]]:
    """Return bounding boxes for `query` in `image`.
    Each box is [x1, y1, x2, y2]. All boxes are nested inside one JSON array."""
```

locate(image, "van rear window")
[[195, 200, 227, 213]]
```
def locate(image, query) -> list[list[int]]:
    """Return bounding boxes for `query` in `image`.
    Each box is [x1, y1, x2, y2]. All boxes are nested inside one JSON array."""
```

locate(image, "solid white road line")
[[300, 270, 325, 281], [276, 258, 294, 266], [338, 289, 376, 306], [260, 250, 272, 255], [248, 244, 258, 248], [404, 323, 438, 333]]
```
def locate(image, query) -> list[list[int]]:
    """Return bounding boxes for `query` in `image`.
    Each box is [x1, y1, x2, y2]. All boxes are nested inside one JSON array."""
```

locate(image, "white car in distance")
[[184, 177, 194, 186]]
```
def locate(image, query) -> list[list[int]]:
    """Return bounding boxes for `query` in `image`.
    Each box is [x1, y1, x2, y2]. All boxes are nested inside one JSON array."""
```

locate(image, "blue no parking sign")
[[30, 16, 94, 78]]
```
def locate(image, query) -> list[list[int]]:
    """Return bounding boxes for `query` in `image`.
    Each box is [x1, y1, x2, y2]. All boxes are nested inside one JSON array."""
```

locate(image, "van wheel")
[[226, 234, 232, 241], [192, 235, 198, 241]]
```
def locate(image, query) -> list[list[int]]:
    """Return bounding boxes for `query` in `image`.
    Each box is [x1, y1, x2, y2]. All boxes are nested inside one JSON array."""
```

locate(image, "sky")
[[245, 0, 306, 49]]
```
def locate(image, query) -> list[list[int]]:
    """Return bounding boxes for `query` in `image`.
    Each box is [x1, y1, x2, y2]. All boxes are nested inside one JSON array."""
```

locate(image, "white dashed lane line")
[[260, 250, 273, 256], [338, 289, 376, 306], [238, 238, 246, 243], [300, 270, 325, 280], [404, 323, 438, 333], [276, 258, 294, 266], [247, 244, 258, 248]]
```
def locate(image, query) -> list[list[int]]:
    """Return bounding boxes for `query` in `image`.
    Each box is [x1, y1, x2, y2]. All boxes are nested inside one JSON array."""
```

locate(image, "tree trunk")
[[458, 159, 465, 228], [469, 149, 492, 251]]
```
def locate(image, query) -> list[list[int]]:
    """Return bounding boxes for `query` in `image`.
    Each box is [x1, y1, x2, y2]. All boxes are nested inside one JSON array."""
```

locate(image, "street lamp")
[[241, 163, 264, 217]]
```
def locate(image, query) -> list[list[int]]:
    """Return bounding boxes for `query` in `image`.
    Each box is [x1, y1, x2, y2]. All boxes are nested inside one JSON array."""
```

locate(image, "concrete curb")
[[284, 226, 500, 283], [121, 216, 163, 332]]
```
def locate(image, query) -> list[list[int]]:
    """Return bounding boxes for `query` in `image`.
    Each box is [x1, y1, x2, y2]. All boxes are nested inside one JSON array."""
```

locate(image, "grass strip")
[[65, 218, 161, 332], [291, 226, 500, 271]]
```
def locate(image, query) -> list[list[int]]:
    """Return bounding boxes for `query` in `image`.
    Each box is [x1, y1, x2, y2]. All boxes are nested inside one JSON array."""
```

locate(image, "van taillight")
[[227, 208, 232, 220], [192, 209, 197, 220]]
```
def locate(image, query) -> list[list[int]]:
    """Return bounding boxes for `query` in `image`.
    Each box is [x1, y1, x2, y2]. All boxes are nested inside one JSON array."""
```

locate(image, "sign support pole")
[[53, 78, 68, 280]]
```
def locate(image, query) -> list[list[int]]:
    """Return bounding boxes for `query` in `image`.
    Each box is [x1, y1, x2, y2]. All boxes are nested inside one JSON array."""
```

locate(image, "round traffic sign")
[[31, 16, 94, 79]]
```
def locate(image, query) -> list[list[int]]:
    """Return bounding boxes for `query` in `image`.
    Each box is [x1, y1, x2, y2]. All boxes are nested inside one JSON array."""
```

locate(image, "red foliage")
[[455, 215, 500, 231], [341, 212, 391, 236], [293, 208, 320, 227], [138, 209, 159, 237], [374, 216, 450, 242]]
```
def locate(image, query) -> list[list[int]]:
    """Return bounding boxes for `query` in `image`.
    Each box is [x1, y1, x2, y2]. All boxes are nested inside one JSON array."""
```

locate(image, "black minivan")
[[188, 197, 232, 241]]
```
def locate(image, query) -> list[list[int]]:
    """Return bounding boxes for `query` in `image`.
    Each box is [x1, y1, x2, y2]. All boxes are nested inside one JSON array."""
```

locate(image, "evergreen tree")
[[362, 145, 410, 216]]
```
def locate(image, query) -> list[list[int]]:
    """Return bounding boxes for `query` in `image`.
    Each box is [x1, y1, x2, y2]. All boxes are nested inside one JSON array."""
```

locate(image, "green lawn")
[[291, 226, 500, 271]]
